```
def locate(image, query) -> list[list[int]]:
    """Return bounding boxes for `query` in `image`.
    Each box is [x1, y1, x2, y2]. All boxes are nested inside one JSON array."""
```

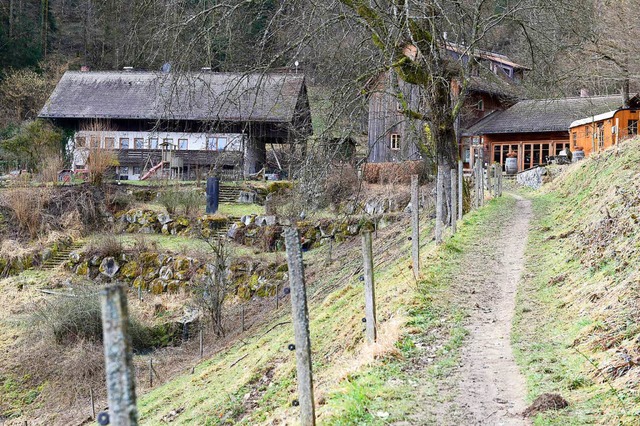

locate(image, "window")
[[178, 139, 188, 150], [105, 137, 115, 149], [477, 99, 484, 111], [149, 138, 158, 149], [162, 138, 174, 149], [134, 138, 144, 149], [628, 119, 638, 136], [75, 136, 86, 147], [120, 138, 130, 149], [206, 137, 217, 150], [572, 132, 577, 147], [133, 166, 141, 175], [120, 166, 129, 175], [217, 137, 227, 150], [390, 133, 401, 150], [90, 135, 100, 148]]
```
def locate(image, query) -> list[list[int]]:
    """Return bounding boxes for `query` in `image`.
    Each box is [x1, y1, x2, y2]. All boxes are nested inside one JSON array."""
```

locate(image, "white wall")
[[72, 130, 244, 151]]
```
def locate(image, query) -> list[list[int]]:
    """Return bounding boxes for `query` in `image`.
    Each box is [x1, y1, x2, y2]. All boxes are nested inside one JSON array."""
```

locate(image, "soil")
[[523, 393, 568, 417], [404, 195, 532, 425]]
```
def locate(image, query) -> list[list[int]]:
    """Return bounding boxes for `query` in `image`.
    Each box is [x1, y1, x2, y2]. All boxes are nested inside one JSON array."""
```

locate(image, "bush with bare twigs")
[[325, 164, 360, 208], [85, 235, 123, 259], [86, 147, 117, 185]]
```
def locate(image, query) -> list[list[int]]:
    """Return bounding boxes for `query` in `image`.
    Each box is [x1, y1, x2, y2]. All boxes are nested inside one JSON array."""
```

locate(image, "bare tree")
[[192, 237, 231, 338]]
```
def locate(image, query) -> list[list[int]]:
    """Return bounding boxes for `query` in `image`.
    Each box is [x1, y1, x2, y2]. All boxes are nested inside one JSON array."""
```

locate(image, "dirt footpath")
[[404, 195, 532, 425], [451, 195, 531, 425]]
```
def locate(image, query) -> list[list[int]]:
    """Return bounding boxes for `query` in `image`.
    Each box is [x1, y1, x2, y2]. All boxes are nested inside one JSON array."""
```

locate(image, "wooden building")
[[465, 95, 625, 172], [366, 45, 527, 164], [39, 70, 312, 180], [569, 97, 640, 156]]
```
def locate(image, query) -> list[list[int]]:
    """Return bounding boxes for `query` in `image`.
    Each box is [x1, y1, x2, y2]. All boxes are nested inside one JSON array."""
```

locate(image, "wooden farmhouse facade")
[[569, 97, 640, 156], [465, 95, 626, 172], [366, 45, 527, 165], [39, 70, 312, 180]]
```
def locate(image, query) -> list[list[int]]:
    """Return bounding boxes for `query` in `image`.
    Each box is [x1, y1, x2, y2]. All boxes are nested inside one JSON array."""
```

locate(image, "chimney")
[[80, 65, 91, 72], [580, 88, 590, 98]]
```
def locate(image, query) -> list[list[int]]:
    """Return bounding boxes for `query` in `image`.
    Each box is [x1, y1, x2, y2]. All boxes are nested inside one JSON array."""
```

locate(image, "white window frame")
[[390, 133, 401, 150]]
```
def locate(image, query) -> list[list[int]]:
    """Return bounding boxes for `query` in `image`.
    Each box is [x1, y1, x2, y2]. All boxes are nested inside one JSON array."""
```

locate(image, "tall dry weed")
[[0, 187, 49, 238]]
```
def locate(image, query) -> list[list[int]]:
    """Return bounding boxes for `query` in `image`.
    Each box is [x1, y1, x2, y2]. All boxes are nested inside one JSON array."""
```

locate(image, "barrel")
[[505, 157, 518, 175], [572, 150, 585, 162]]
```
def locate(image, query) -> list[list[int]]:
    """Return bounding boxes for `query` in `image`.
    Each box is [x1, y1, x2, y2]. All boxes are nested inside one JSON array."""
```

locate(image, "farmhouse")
[[465, 94, 628, 172], [366, 44, 527, 164], [39, 69, 312, 180]]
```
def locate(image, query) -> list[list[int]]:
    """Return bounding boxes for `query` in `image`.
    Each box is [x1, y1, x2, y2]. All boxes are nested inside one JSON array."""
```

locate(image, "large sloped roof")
[[465, 95, 625, 135], [39, 71, 307, 123]]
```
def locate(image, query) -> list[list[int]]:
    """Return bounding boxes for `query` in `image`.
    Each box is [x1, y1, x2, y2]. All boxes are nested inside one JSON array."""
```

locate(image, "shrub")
[[325, 164, 359, 206], [85, 235, 123, 259], [158, 189, 181, 215], [86, 147, 118, 186], [362, 160, 431, 184], [31, 288, 174, 351], [178, 190, 203, 217]]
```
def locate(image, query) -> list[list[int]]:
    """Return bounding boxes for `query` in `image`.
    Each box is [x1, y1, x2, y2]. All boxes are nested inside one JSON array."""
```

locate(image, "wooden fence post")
[[450, 168, 457, 234], [100, 284, 138, 426], [458, 159, 463, 221], [487, 164, 493, 197], [199, 326, 204, 358], [284, 228, 316, 426], [149, 358, 153, 388], [410, 175, 420, 280], [361, 231, 377, 343], [90, 387, 96, 420]]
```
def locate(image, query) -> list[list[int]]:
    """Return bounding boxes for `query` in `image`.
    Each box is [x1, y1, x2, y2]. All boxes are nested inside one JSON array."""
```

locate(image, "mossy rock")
[[255, 284, 276, 297], [76, 261, 90, 276], [266, 181, 293, 194], [175, 271, 190, 281], [144, 267, 159, 281], [132, 276, 147, 290], [248, 273, 260, 290], [120, 261, 140, 279], [173, 256, 191, 272], [150, 279, 165, 295], [166, 280, 181, 293], [139, 252, 160, 267], [237, 284, 252, 300], [175, 216, 190, 227]]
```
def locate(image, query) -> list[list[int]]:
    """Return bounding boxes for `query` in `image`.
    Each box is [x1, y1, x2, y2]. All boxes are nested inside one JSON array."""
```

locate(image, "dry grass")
[[0, 187, 50, 239], [38, 154, 64, 185]]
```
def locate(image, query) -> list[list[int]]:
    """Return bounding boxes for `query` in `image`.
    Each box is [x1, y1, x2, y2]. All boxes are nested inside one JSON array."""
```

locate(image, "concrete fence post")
[[458, 159, 463, 221], [435, 166, 444, 244], [450, 169, 457, 234], [284, 228, 316, 426], [100, 284, 139, 426], [361, 231, 377, 343], [410, 175, 420, 280]]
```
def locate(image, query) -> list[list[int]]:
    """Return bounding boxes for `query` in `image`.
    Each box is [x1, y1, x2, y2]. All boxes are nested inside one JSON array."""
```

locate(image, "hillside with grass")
[[514, 138, 640, 424]]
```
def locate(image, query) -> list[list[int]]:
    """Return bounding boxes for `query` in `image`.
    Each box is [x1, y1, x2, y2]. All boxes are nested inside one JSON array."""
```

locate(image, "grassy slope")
[[513, 139, 640, 425], [138, 194, 517, 424]]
